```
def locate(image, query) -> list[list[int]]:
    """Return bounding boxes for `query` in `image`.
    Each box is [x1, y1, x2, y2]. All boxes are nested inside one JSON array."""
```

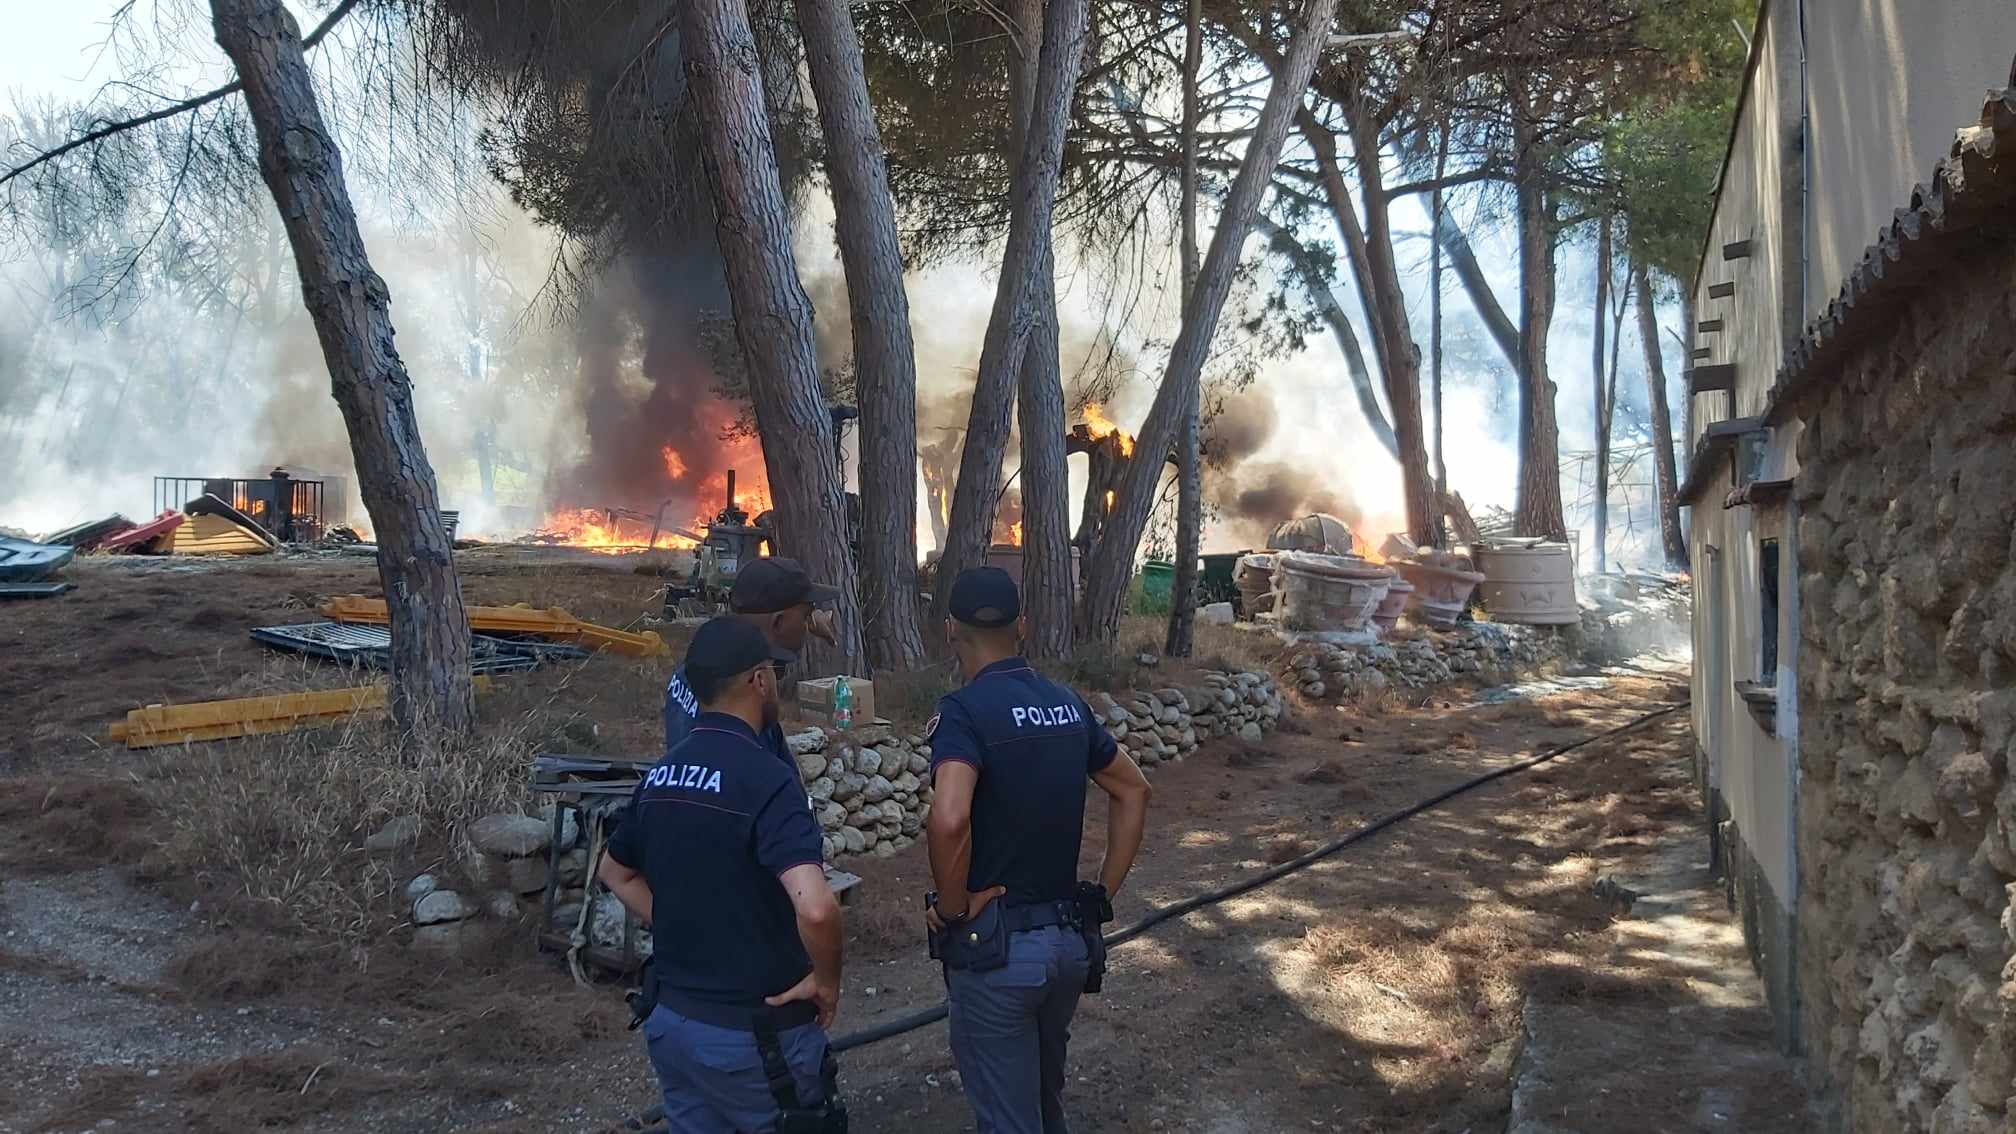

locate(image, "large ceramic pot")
[[1371, 574, 1415, 633], [1272, 550, 1392, 632], [1474, 540, 1579, 625], [1235, 552, 1277, 616], [1393, 553, 1486, 626]]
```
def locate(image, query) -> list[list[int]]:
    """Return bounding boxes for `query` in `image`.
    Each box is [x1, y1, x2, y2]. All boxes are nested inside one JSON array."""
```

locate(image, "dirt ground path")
[[1, 651, 1813, 1134]]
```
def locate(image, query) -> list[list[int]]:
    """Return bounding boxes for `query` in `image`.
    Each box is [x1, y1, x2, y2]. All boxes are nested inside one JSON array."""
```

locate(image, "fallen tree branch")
[[0, 0, 360, 189]]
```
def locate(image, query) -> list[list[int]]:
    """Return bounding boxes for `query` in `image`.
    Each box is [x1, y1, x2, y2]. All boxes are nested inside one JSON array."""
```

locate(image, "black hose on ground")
[[611, 700, 1688, 1130]]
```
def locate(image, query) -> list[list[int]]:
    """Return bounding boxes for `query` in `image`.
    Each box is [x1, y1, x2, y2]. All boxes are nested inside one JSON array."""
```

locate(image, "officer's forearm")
[[799, 905, 844, 992], [598, 857, 655, 927], [1099, 786, 1149, 897], [926, 816, 973, 909]]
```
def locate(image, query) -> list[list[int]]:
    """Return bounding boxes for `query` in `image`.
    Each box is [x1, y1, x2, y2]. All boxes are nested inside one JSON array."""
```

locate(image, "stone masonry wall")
[[1280, 624, 1568, 703], [1793, 245, 2016, 1131], [545, 669, 1283, 957]]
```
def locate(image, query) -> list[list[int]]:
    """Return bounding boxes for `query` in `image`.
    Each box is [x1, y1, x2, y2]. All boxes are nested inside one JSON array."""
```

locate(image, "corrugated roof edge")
[[1766, 77, 2016, 423]]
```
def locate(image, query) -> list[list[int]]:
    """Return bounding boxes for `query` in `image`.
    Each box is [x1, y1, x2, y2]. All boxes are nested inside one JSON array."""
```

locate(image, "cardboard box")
[[797, 676, 876, 728]]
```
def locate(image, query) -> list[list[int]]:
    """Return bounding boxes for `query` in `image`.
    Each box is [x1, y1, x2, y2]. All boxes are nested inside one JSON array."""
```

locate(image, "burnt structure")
[[154, 468, 332, 543]]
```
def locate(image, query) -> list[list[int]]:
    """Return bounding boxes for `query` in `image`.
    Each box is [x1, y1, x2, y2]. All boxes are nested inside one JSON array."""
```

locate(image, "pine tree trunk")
[[1352, 130, 1435, 548], [683, 0, 863, 673], [1305, 104, 1434, 546], [795, 0, 925, 671], [1018, 273, 1074, 657], [930, 0, 1089, 630], [1164, 0, 1204, 660], [1634, 257, 1688, 569], [1007, 0, 1075, 659], [211, 0, 475, 740], [1430, 119, 1449, 522], [1592, 213, 1611, 573], [1512, 92, 1567, 542], [1078, 0, 1344, 642]]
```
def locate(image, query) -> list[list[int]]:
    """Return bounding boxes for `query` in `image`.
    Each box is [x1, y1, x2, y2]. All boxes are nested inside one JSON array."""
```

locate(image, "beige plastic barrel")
[[1475, 542, 1579, 624]]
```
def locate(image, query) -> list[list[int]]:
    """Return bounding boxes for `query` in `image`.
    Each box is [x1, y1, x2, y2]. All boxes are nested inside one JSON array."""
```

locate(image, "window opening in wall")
[[1759, 537, 1781, 683], [1736, 429, 1769, 487]]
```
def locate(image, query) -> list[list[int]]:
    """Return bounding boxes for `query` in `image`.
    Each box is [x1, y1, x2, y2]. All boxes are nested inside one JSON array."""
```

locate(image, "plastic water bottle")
[[833, 676, 853, 732]]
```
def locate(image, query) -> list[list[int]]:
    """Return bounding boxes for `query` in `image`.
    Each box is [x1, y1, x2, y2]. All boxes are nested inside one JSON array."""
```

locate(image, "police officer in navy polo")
[[665, 558, 840, 764], [602, 616, 848, 1132], [924, 567, 1152, 1134]]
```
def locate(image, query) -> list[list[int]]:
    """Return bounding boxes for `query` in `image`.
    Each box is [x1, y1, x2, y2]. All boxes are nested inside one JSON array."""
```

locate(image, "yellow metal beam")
[[317, 596, 667, 657], [107, 678, 495, 750]]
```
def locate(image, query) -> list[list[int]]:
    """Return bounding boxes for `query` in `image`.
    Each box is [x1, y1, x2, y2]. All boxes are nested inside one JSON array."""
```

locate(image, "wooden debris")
[[107, 678, 495, 749], [318, 595, 668, 657]]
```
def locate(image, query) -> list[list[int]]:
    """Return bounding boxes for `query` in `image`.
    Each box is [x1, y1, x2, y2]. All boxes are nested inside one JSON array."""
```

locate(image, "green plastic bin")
[[1199, 550, 1248, 605], [1136, 559, 1175, 614]]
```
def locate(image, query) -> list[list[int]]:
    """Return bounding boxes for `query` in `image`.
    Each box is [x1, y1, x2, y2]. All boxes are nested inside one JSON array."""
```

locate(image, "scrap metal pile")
[[102, 598, 667, 750]]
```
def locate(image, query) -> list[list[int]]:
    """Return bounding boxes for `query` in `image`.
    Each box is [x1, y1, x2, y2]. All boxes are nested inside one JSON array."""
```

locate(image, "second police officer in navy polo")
[[923, 567, 1153, 1134], [601, 616, 849, 1133]]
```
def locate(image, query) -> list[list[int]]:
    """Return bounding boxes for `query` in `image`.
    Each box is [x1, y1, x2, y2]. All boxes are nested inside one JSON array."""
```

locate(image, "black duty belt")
[[1000, 900, 1076, 933], [658, 986, 818, 1033]]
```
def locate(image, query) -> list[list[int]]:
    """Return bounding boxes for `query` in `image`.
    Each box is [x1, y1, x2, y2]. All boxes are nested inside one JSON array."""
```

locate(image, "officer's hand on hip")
[[925, 884, 1006, 934], [766, 971, 839, 1030]]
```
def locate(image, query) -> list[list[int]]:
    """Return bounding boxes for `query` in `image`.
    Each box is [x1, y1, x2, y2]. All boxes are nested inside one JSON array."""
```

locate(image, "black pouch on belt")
[[936, 901, 1010, 972], [625, 958, 660, 1030], [1072, 882, 1114, 994]]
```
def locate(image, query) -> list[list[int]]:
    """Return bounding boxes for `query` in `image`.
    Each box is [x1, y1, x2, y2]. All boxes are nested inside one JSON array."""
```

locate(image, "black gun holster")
[[1072, 881, 1115, 994], [755, 1008, 849, 1134], [626, 959, 660, 1030]]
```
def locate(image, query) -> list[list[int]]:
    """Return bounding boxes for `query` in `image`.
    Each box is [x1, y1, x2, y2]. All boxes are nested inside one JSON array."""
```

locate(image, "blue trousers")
[[640, 1003, 830, 1133], [945, 925, 1092, 1134]]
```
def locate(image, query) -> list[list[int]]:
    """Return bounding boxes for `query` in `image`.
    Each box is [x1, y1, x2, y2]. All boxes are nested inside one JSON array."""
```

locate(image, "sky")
[[1, 0, 1692, 565]]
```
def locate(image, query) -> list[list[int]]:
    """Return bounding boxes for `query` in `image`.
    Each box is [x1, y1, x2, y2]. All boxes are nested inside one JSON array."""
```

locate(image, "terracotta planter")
[[1235, 552, 1277, 615], [1394, 555, 1486, 626], [1272, 551, 1391, 632], [1371, 575, 1415, 633], [1474, 541, 1579, 625]]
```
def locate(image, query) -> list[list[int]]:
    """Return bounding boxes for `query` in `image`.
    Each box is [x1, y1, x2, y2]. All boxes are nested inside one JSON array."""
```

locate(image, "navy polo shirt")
[[927, 658, 1117, 906], [665, 665, 793, 769], [606, 712, 825, 1026]]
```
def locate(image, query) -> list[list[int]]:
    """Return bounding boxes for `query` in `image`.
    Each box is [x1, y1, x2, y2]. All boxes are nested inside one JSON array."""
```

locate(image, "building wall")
[[1688, 0, 1803, 450], [1684, 0, 1807, 1046], [1804, 0, 2016, 322], [1791, 241, 2016, 1134]]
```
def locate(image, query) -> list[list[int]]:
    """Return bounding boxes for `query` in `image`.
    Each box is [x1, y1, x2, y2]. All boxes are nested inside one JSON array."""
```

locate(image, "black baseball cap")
[[729, 557, 841, 614], [948, 566, 1021, 628], [684, 616, 796, 702]]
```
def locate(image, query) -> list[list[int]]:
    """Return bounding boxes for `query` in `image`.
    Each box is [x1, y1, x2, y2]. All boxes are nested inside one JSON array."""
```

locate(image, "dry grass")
[[137, 678, 599, 937]]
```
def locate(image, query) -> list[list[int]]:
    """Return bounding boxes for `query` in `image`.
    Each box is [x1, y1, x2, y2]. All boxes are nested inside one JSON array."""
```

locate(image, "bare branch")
[[0, 0, 360, 189]]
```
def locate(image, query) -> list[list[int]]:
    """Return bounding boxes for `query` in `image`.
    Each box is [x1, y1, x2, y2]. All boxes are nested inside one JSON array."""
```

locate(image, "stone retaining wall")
[[1280, 623, 1568, 702], [1085, 669, 1286, 768], [465, 668, 1285, 957]]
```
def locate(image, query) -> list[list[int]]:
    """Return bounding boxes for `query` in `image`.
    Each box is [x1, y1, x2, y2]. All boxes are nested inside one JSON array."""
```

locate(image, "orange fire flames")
[[534, 426, 773, 554], [1006, 520, 1024, 547], [1350, 510, 1409, 564], [1081, 403, 1136, 457], [536, 507, 699, 554]]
